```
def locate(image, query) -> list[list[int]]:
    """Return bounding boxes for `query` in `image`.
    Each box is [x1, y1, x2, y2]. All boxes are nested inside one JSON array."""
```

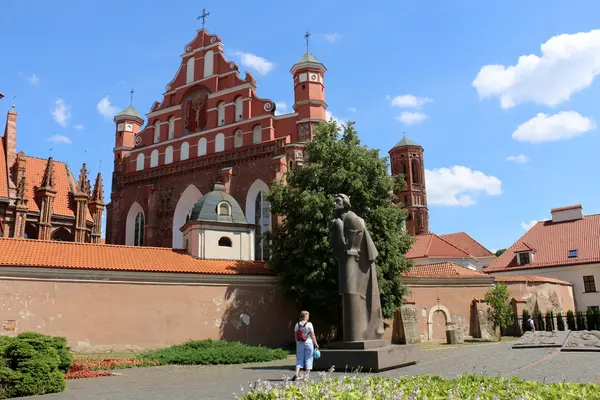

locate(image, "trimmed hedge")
[[0, 332, 71, 398], [241, 375, 600, 399], [139, 339, 288, 365]]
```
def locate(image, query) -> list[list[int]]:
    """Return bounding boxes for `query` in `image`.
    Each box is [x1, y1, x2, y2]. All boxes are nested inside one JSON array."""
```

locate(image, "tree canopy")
[[494, 249, 507, 257], [484, 283, 514, 338], [266, 120, 414, 330]]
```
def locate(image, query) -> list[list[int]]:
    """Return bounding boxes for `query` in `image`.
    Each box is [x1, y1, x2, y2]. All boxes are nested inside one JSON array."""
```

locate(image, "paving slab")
[[562, 330, 600, 352], [512, 330, 570, 349]]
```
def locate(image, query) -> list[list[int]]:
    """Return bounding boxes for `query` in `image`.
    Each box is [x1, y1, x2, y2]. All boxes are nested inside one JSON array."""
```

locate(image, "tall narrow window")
[[165, 146, 174, 164], [150, 150, 159, 167], [252, 125, 262, 144], [234, 130, 243, 148], [186, 57, 195, 83], [254, 190, 271, 261], [204, 50, 214, 77], [584, 275, 597, 293], [136, 153, 145, 171], [215, 133, 225, 152], [168, 117, 175, 139], [180, 142, 190, 161], [154, 122, 161, 143], [134, 212, 145, 246], [235, 96, 243, 121], [411, 159, 419, 184], [198, 137, 207, 156], [217, 101, 225, 126]]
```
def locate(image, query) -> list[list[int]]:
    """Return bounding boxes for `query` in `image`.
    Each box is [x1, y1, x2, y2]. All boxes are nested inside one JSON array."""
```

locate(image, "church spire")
[[91, 172, 104, 204], [77, 163, 90, 196], [40, 157, 55, 191]]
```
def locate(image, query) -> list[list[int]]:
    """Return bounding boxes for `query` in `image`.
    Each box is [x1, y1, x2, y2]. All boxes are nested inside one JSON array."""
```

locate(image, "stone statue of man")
[[329, 194, 385, 342]]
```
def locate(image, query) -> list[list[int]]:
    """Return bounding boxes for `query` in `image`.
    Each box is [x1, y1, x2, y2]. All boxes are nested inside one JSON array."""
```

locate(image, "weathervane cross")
[[198, 8, 210, 29], [304, 31, 311, 53]]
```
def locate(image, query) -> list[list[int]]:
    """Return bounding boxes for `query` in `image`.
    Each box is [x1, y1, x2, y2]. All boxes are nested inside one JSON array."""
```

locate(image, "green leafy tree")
[[266, 120, 414, 333], [494, 249, 507, 257], [566, 310, 576, 330], [556, 312, 565, 331], [483, 283, 514, 339]]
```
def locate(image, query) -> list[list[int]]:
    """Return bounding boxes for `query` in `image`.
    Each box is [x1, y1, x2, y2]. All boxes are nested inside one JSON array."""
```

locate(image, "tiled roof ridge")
[[494, 275, 573, 286], [25, 155, 67, 164], [429, 233, 472, 257], [440, 231, 494, 257]]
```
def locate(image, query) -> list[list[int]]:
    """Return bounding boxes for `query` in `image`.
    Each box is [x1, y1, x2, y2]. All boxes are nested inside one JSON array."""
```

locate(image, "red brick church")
[[105, 27, 430, 257]]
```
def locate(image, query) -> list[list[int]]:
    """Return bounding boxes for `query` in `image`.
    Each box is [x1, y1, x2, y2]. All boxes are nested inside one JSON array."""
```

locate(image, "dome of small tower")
[[290, 51, 327, 75], [114, 105, 144, 122], [187, 183, 248, 225], [392, 136, 422, 149]]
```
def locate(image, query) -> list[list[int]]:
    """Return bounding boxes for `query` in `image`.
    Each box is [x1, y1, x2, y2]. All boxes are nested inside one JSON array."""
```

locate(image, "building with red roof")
[[484, 204, 599, 312]]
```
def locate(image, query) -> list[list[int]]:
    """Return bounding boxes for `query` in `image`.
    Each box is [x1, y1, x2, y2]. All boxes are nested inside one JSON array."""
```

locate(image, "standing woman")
[[292, 310, 319, 381]]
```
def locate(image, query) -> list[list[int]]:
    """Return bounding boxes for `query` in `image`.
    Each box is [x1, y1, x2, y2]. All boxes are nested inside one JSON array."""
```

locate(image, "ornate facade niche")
[[183, 87, 210, 135]]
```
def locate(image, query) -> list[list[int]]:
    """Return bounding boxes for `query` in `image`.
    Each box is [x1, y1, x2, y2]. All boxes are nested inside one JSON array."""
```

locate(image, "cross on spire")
[[304, 31, 311, 53], [130, 88, 134, 106], [198, 8, 210, 29]]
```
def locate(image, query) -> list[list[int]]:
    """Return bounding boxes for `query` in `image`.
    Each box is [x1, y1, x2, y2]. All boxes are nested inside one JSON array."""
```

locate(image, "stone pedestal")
[[313, 341, 420, 372], [446, 329, 464, 344]]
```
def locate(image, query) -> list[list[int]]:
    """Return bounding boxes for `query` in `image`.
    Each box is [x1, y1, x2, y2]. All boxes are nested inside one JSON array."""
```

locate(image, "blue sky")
[[2, 1, 600, 251]]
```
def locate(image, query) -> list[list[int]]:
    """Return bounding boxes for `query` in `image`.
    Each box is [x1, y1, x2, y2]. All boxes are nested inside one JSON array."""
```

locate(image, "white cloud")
[[426, 166, 502, 206], [52, 98, 71, 127], [395, 111, 428, 125], [274, 102, 288, 116], [506, 154, 529, 163], [348, 107, 357, 113], [48, 135, 72, 144], [321, 33, 342, 43], [512, 111, 595, 143], [97, 96, 119, 120], [521, 220, 538, 231], [326, 111, 346, 128], [74, 124, 85, 130], [231, 51, 274, 76], [389, 94, 433, 109], [28, 74, 40, 85], [473, 29, 600, 109]]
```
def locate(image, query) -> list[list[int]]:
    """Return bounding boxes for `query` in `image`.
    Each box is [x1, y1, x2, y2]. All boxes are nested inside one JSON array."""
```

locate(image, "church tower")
[[290, 32, 327, 142], [113, 95, 144, 164], [389, 136, 429, 236]]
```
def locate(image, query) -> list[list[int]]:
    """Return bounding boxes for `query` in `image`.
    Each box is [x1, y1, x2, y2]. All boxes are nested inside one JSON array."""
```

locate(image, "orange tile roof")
[[405, 233, 471, 259], [402, 262, 491, 279], [0, 136, 7, 198], [485, 213, 600, 272], [511, 297, 527, 303], [25, 157, 93, 222], [0, 238, 272, 276], [439, 232, 493, 258], [494, 275, 573, 286]]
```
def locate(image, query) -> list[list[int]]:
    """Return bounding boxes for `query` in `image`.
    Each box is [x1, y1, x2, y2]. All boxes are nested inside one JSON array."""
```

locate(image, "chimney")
[[551, 204, 583, 223], [4, 109, 17, 170]]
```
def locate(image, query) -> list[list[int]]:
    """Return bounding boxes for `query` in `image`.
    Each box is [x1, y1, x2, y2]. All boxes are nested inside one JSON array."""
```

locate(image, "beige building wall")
[[0, 268, 295, 352], [491, 263, 599, 311], [504, 281, 575, 314]]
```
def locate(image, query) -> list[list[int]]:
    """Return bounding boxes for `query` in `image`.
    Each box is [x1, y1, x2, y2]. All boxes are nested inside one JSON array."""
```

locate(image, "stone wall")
[[0, 270, 295, 352]]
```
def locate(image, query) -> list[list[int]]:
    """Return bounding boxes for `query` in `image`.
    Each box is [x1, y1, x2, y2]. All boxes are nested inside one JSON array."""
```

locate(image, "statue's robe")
[[329, 211, 385, 341]]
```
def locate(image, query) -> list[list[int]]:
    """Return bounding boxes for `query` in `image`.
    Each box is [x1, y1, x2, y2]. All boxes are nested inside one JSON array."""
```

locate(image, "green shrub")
[[556, 312, 565, 331], [16, 332, 71, 372], [567, 310, 576, 330], [545, 311, 554, 331], [0, 332, 68, 398], [576, 311, 586, 330], [139, 339, 288, 365], [521, 310, 530, 332], [536, 312, 545, 331], [240, 375, 600, 400]]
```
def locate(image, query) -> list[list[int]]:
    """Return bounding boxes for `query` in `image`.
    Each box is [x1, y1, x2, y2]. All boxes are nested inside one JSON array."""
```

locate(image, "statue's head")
[[334, 194, 351, 211]]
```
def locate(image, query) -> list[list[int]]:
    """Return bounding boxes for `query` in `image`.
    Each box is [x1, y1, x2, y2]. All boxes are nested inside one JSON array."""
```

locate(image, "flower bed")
[[239, 374, 600, 399], [65, 358, 160, 380]]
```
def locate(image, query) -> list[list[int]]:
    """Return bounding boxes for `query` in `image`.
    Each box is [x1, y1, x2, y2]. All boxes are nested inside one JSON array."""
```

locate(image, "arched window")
[[234, 96, 243, 121], [234, 130, 243, 148], [218, 202, 231, 216], [154, 122, 161, 143], [134, 212, 145, 246], [165, 146, 174, 164], [204, 49, 214, 77], [215, 133, 225, 152], [168, 117, 175, 139], [150, 150, 159, 167], [411, 159, 420, 184], [198, 137, 207, 156], [218, 236, 232, 247], [180, 142, 190, 161], [255, 190, 271, 261], [186, 56, 195, 84], [252, 125, 262, 144], [52, 227, 72, 242], [136, 153, 145, 171], [217, 101, 225, 126]]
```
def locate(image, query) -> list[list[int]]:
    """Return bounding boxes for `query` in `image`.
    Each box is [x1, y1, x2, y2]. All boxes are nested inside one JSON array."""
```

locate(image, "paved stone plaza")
[[17, 341, 600, 399]]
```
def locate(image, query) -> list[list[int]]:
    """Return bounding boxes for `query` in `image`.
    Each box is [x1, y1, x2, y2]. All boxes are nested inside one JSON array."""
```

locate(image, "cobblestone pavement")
[[18, 341, 600, 399]]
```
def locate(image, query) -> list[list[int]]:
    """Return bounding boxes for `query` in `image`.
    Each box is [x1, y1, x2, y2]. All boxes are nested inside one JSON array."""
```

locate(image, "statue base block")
[[313, 343, 420, 373]]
